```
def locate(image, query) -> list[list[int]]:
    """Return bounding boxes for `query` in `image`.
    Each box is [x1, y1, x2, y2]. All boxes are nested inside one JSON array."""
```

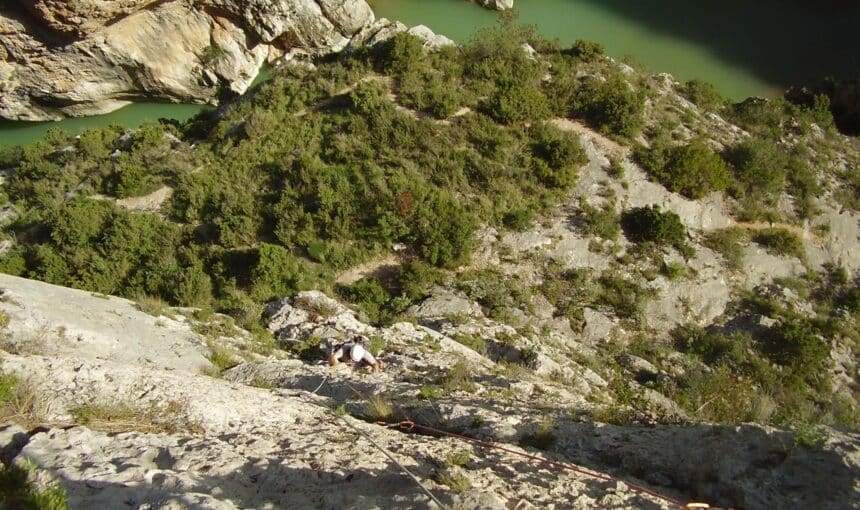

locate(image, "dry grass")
[[436, 467, 471, 493], [364, 394, 394, 422], [0, 373, 49, 428], [71, 399, 202, 435], [134, 293, 176, 319], [0, 324, 54, 355]]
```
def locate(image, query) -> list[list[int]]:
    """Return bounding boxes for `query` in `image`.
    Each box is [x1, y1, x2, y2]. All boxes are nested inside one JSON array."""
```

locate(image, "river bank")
[[2, 0, 858, 147]]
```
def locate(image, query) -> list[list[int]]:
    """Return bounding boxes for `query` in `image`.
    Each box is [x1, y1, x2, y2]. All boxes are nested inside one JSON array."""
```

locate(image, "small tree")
[[621, 205, 689, 253], [250, 243, 311, 301], [636, 138, 731, 199]]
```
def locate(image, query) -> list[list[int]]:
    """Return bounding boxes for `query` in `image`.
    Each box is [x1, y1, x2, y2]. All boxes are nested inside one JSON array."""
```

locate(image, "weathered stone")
[[616, 354, 658, 377], [406, 287, 484, 319], [0, 273, 211, 373], [477, 0, 514, 11], [0, 0, 376, 120]]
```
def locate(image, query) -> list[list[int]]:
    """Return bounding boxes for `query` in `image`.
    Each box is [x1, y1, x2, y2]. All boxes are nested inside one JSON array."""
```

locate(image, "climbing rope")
[[379, 419, 688, 509], [298, 377, 450, 510], [343, 381, 711, 509], [300, 376, 715, 510], [334, 412, 449, 510]]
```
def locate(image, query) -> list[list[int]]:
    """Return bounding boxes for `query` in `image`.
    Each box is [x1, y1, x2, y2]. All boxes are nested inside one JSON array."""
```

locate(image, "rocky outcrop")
[[477, 0, 514, 11], [0, 0, 376, 120], [0, 275, 857, 509]]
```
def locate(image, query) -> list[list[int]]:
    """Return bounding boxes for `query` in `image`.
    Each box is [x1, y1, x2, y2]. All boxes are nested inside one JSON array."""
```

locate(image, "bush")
[[673, 325, 749, 367], [250, 243, 314, 301], [485, 84, 551, 124], [382, 33, 425, 76], [568, 39, 604, 62], [502, 207, 535, 231], [336, 277, 391, 324], [725, 138, 788, 202], [464, 24, 544, 92], [598, 273, 650, 321], [621, 205, 688, 250], [754, 228, 805, 260], [579, 199, 620, 240], [0, 462, 69, 510], [410, 193, 474, 268], [108, 162, 161, 198], [635, 138, 730, 199], [762, 318, 829, 388], [573, 73, 645, 138], [439, 359, 476, 392], [703, 228, 748, 270], [396, 260, 443, 301], [681, 79, 724, 111], [529, 122, 587, 188]]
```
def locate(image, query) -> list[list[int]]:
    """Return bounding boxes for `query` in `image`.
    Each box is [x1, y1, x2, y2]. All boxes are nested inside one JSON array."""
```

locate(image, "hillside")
[[0, 22, 859, 509]]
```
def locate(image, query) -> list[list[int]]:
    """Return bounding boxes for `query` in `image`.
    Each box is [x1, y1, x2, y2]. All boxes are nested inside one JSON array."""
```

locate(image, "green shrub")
[[635, 138, 730, 199], [439, 359, 476, 392], [200, 45, 225, 65], [573, 73, 645, 138], [579, 200, 620, 240], [676, 364, 765, 423], [250, 243, 314, 301], [785, 153, 821, 219], [703, 227, 748, 270], [108, 163, 161, 198], [726, 138, 788, 203], [673, 325, 749, 367], [485, 84, 551, 124], [436, 468, 471, 493], [452, 333, 487, 356], [753, 228, 805, 260], [529, 122, 586, 188], [336, 277, 391, 324], [503, 207, 535, 231], [364, 394, 394, 422], [598, 273, 650, 321], [568, 39, 604, 62], [396, 260, 443, 301], [661, 260, 688, 280], [519, 417, 556, 450], [681, 79, 724, 111], [457, 268, 532, 317], [464, 24, 544, 92], [762, 318, 829, 387], [410, 193, 474, 268], [0, 462, 69, 510], [621, 205, 688, 251], [382, 32, 425, 76], [419, 385, 440, 399]]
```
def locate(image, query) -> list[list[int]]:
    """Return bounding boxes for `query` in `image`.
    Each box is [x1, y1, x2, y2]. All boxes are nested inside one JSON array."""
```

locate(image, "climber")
[[328, 334, 385, 372]]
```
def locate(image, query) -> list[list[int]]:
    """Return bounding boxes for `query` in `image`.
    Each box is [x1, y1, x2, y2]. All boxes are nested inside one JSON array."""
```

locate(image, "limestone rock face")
[[477, 0, 514, 11], [0, 0, 375, 120], [22, 1, 159, 36]]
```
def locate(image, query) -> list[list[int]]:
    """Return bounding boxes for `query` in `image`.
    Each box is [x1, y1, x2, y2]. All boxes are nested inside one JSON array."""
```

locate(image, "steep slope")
[[1, 26, 859, 509]]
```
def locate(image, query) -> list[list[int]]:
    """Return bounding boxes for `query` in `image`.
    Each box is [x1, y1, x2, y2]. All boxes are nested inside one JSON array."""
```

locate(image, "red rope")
[[345, 381, 705, 508], [378, 419, 690, 509]]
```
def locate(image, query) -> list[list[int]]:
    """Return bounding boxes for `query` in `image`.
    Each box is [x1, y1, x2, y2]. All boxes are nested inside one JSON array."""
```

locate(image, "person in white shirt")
[[328, 334, 385, 372]]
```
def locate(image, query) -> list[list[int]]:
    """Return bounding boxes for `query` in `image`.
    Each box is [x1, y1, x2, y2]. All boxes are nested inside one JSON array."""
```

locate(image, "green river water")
[[2, 0, 858, 147]]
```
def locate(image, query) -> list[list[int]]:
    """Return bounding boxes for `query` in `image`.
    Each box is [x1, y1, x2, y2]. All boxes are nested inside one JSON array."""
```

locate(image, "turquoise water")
[[0, 102, 207, 148], [3, 1, 858, 147], [371, 0, 859, 100]]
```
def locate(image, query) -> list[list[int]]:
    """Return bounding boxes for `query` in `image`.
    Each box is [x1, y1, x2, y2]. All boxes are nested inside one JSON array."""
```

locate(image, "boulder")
[[477, 0, 514, 11]]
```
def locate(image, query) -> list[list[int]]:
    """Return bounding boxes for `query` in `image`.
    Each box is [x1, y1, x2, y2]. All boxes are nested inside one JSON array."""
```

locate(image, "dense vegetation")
[[0, 22, 857, 435], [0, 26, 629, 330]]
